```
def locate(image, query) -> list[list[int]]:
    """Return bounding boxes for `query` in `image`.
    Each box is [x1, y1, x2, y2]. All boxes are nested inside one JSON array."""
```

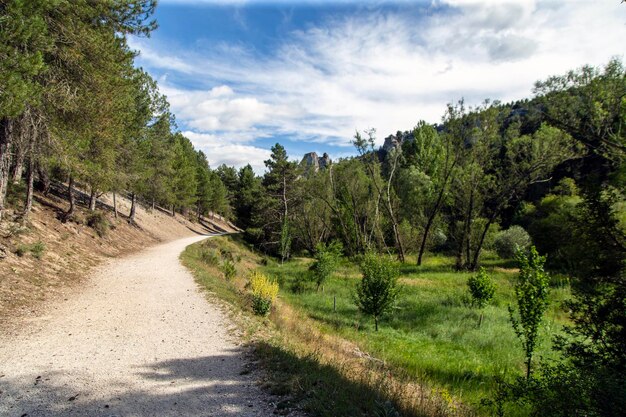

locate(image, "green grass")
[[181, 237, 449, 417], [262, 251, 571, 414]]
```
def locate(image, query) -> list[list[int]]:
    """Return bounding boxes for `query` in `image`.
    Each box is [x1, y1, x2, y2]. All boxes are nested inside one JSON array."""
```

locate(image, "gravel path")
[[0, 235, 274, 417]]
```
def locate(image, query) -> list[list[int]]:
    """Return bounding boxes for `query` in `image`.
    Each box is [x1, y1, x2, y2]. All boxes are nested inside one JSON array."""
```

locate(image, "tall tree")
[[262, 144, 298, 261], [354, 129, 406, 262]]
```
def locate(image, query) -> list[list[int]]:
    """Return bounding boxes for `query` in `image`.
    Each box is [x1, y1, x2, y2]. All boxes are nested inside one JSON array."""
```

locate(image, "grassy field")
[[261, 251, 571, 413], [182, 236, 571, 417]]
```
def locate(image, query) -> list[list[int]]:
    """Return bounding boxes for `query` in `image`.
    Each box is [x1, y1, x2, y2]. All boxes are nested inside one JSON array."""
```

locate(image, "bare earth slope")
[[0, 188, 237, 332], [0, 235, 273, 416]]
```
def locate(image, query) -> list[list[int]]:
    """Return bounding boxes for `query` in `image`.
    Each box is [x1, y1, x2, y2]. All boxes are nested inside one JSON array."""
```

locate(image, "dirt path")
[[0, 235, 274, 417]]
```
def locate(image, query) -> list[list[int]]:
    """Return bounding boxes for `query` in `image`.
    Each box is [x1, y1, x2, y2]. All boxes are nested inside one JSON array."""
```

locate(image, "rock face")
[[382, 131, 413, 152], [300, 152, 332, 173]]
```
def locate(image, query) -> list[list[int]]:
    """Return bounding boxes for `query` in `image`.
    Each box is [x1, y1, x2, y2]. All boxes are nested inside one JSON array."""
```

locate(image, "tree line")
[[0, 0, 230, 223]]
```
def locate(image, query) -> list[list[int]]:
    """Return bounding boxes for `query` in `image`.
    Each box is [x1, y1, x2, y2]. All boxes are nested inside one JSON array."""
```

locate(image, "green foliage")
[[509, 246, 550, 379], [467, 268, 496, 309], [279, 217, 291, 263], [15, 245, 27, 257], [220, 259, 237, 281], [250, 271, 279, 316], [86, 211, 110, 237], [354, 253, 400, 331], [16, 241, 45, 259], [310, 240, 343, 290], [200, 248, 220, 266], [494, 226, 531, 259], [31, 241, 45, 259]]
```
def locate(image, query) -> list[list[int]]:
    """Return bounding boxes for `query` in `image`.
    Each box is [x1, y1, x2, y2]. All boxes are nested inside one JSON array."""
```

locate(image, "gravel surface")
[[0, 235, 275, 417]]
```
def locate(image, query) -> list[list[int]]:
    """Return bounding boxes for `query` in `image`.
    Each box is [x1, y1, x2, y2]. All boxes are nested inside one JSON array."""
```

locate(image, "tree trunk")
[[171, 205, 175, 217], [417, 183, 448, 265], [11, 154, 24, 184], [89, 188, 97, 211], [113, 192, 118, 219], [455, 221, 465, 271], [37, 162, 51, 195], [456, 187, 474, 270], [0, 118, 14, 221], [22, 126, 36, 217], [469, 216, 496, 271], [66, 175, 75, 216], [151, 198, 155, 211], [129, 193, 137, 223], [374, 316, 379, 332], [418, 155, 457, 265]]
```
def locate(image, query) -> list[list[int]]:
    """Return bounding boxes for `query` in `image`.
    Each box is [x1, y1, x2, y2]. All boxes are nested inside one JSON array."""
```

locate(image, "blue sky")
[[130, 0, 625, 172]]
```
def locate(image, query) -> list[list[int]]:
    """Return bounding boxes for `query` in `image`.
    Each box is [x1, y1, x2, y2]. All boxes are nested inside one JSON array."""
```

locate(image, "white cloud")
[[134, 0, 626, 167], [183, 131, 271, 172]]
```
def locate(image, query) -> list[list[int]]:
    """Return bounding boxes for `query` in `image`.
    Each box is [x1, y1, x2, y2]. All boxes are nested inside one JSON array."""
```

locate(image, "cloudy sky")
[[130, 0, 625, 172]]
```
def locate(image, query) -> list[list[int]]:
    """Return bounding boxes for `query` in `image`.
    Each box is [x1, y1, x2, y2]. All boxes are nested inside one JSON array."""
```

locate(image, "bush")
[[15, 241, 45, 259], [250, 271, 279, 316], [354, 253, 400, 331], [31, 241, 45, 259], [494, 226, 531, 259], [220, 259, 236, 280], [309, 240, 343, 291], [86, 211, 110, 237], [200, 248, 220, 266], [15, 245, 27, 257]]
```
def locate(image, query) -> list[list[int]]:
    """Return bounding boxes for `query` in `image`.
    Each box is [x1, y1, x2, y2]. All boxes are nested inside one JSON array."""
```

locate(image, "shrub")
[[494, 226, 531, 259], [31, 241, 45, 259], [16, 242, 46, 259], [15, 245, 27, 257], [354, 253, 400, 331], [220, 259, 237, 280], [250, 271, 279, 316], [309, 240, 343, 291], [200, 248, 220, 266], [86, 211, 110, 237]]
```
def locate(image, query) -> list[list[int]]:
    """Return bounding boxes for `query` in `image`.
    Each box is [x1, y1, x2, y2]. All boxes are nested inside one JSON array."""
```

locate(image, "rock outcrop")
[[382, 131, 413, 152], [300, 152, 332, 173]]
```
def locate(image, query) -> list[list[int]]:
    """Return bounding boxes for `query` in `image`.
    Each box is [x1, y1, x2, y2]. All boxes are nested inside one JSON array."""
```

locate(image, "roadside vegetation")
[[182, 236, 473, 417]]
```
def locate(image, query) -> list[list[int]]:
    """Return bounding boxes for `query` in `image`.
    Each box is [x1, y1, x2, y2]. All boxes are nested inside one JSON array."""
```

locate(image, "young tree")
[[509, 246, 550, 379], [310, 241, 343, 291], [467, 267, 496, 326], [355, 253, 400, 331]]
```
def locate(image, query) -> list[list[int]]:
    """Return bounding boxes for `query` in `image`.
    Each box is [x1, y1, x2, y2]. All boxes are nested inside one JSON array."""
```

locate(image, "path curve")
[[0, 235, 273, 416]]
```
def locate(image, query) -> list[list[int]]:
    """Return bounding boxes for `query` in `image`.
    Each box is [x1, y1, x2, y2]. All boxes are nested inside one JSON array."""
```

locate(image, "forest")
[[1, 1, 624, 416], [0, 0, 230, 225]]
